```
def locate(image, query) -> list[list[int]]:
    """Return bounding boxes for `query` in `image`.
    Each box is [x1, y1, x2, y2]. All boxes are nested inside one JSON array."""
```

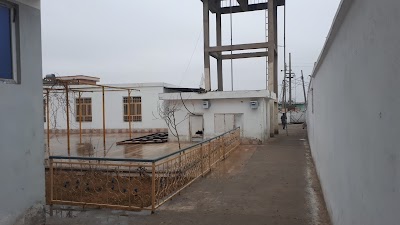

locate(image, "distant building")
[[43, 76, 179, 134], [159, 90, 276, 144], [44, 76, 279, 144], [54, 75, 100, 85]]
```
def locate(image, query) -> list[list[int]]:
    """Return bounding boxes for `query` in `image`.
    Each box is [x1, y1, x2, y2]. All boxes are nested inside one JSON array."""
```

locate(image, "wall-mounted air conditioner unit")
[[250, 101, 259, 109], [203, 100, 210, 109]]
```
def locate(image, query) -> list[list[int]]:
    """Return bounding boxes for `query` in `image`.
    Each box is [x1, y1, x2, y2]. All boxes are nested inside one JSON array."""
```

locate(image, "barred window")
[[76, 98, 92, 122], [123, 97, 142, 122]]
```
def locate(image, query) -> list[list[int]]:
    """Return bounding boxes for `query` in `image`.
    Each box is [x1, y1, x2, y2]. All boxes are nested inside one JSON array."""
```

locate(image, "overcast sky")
[[41, 0, 341, 103]]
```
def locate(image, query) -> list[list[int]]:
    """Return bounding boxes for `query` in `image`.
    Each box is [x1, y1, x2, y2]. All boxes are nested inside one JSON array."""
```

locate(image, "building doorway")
[[189, 115, 204, 142]]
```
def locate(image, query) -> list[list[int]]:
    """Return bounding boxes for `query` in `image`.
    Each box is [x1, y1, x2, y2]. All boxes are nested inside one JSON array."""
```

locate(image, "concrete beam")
[[267, 0, 278, 136], [209, 0, 220, 13], [160, 89, 274, 101], [221, 51, 268, 60], [216, 12, 223, 91], [268, 0, 277, 94], [207, 42, 268, 52], [203, 0, 211, 91], [237, 0, 248, 11], [210, 52, 219, 59], [219, 0, 285, 14]]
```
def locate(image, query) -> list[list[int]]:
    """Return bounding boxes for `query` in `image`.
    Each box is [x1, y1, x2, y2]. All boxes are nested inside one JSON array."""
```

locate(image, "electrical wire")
[[178, 27, 203, 86], [179, 92, 196, 116]]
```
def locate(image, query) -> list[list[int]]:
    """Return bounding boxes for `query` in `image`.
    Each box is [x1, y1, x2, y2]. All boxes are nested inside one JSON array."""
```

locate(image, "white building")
[[44, 77, 277, 145], [159, 90, 276, 144], [44, 77, 179, 134], [44, 76, 278, 145], [0, 0, 45, 224]]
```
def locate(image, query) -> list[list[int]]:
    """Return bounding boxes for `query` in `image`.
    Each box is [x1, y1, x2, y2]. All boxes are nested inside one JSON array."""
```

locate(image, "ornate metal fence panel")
[[47, 160, 154, 211], [47, 127, 240, 212]]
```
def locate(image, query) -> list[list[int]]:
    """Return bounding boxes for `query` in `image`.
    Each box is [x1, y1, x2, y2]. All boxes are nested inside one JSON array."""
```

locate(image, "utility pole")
[[281, 79, 285, 103], [282, 66, 288, 136], [301, 70, 307, 104], [289, 53, 292, 106]]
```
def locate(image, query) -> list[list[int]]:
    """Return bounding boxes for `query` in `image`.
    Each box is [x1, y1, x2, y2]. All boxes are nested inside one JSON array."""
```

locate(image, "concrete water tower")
[[200, 0, 284, 135]]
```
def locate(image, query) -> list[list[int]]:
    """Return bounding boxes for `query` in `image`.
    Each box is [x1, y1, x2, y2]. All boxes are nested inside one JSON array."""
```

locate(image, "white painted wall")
[[44, 84, 171, 131], [0, 1, 45, 224], [307, 0, 400, 224], [160, 92, 272, 143]]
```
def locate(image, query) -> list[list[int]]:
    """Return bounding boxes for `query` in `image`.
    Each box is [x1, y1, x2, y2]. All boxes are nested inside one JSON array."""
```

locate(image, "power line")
[[178, 27, 203, 86]]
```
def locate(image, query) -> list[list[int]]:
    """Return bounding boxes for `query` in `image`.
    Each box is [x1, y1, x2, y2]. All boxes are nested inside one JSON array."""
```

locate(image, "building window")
[[123, 97, 142, 122], [311, 88, 314, 114], [0, 2, 18, 82], [76, 98, 92, 122]]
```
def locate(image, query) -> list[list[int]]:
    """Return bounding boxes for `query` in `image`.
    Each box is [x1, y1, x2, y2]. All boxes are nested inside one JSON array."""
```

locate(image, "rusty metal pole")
[[65, 84, 71, 155], [102, 86, 106, 152], [200, 144, 204, 176], [222, 136, 226, 160], [128, 90, 132, 139], [78, 92, 82, 144], [208, 141, 211, 171], [49, 158, 54, 204], [151, 162, 156, 213], [46, 90, 50, 157]]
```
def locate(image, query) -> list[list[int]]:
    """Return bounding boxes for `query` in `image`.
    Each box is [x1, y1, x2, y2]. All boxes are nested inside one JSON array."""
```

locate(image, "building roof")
[[164, 87, 206, 93], [43, 74, 180, 90], [56, 75, 100, 82], [101, 82, 180, 89], [159, 89, 276, 100], [202, 0, 285, 14]]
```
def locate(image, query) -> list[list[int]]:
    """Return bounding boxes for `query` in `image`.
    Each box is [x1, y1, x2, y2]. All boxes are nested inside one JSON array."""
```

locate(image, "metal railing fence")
[[47, 127, 241, 212]]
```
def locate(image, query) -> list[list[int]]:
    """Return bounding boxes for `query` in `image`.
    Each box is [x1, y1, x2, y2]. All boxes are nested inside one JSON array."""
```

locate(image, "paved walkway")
[[46, 124, 331, 225]]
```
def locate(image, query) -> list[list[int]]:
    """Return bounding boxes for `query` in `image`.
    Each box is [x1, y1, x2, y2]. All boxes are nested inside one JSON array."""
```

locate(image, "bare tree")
[[157, 101, 189, 149]]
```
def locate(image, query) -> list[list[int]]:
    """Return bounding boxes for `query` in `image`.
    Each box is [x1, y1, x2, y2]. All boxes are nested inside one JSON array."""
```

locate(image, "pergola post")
[[78, 92, 82, 144], [128, 90, 132, 139], [102, 86, 106, 154], [46, 89, 50, 157], [65, 84, 71, 155]]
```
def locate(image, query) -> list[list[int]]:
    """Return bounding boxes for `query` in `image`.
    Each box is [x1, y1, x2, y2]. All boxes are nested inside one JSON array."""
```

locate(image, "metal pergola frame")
[[43, 79, 139, 156]]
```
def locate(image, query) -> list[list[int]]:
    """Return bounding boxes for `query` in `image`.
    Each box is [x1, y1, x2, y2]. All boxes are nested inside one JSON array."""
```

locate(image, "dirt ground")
[[46, 124, 331, 225]]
